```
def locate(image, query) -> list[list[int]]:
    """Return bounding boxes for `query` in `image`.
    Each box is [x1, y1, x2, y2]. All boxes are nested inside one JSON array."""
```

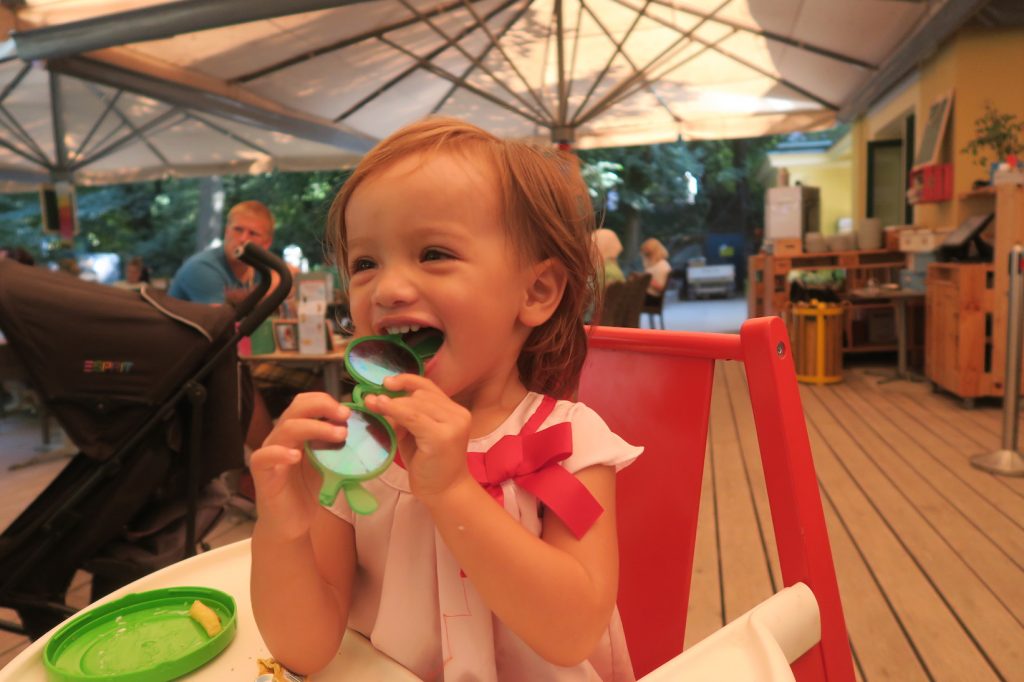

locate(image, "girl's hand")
[[249, 392, 350, 542], [362, 374, 473, 503]]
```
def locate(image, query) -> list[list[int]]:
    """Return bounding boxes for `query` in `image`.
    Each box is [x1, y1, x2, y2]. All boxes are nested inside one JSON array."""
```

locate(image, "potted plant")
[[961, 102, 1024, 180]]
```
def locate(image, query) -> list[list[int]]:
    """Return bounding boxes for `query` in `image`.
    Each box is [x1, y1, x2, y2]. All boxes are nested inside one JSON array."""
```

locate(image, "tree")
[[577, 135, 779, 268]]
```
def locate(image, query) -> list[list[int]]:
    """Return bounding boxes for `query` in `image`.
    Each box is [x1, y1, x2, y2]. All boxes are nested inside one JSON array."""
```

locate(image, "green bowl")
[[43, 586, 236, 682]]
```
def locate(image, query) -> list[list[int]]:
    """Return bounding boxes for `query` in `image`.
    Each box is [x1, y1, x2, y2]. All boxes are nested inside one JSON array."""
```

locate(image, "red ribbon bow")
[[465, 397, 603, 539]]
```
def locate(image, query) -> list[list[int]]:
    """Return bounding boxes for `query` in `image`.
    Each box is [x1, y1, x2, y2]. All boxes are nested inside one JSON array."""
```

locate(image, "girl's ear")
[[520, 258, 568, 328]]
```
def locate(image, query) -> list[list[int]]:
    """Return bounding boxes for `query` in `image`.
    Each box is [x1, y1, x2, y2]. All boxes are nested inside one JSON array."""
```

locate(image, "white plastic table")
[[0, 539, 418, 681]]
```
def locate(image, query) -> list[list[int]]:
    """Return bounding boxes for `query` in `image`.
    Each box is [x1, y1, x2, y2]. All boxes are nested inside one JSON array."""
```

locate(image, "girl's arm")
[[248, 393, 358, 675], [426, 464, 619, 666], [251, 506, 356, 675]]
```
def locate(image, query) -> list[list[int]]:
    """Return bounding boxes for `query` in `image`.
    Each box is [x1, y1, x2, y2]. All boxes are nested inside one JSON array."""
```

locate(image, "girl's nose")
[[371, 267, 418, 308]]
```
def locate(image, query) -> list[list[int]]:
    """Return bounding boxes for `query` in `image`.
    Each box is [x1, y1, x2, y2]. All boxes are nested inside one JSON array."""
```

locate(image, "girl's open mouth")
[[401, 326, 444, 361]]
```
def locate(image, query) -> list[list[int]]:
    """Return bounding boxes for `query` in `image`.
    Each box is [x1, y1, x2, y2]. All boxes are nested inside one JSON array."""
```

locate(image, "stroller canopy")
[[0, 260, 238, 461]]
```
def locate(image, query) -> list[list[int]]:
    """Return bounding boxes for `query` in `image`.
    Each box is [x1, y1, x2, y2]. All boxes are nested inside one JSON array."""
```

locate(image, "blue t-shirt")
[[168, 248, 254, 304]]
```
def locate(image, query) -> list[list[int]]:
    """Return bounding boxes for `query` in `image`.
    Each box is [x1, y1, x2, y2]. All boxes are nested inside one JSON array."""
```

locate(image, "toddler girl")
[[249, 118, 641, 681]]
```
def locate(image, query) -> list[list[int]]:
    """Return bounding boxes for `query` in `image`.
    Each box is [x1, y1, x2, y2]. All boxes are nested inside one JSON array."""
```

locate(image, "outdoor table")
[[240, 344, 349, 398], [0, 539, 419, 681], [847, 287, 925, 383]]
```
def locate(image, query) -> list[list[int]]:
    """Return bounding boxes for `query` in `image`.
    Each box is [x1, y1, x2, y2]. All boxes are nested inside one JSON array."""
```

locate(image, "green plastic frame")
[[306, 334, 425, 514]]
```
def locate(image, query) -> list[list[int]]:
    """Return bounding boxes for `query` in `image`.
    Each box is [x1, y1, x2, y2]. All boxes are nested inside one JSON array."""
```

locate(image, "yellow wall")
[[852, 26, 1024, 231], [786, 158, 852, 236], [767, 135, 853, 236]]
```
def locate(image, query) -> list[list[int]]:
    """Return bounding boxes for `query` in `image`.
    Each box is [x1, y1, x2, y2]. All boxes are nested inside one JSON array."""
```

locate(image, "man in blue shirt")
[[169, 200, 275, 304]]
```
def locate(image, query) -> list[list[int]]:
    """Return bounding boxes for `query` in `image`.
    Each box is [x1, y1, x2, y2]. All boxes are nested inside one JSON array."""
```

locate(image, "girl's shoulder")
[[543, 396, 643, 473]]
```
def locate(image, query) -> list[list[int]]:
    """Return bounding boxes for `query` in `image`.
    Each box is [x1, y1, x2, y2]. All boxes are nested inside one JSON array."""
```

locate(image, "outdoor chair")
[[641, 291, 666, 330], [601, 274, 651, 328], [580, 318, 854, 681]]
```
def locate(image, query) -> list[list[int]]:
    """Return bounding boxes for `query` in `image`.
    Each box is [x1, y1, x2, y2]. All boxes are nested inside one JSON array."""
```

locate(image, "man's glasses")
[[305, 330, 442, 514]]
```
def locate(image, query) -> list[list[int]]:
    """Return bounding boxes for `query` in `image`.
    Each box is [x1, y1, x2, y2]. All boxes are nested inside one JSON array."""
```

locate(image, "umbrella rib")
[[0, 62, 31, 105], [585, 28, 731, 126], [396, 0, 548, 121], [570, 0, 665, 125], [565, 0, 583, 113], [607, 0, 838, 114], [230, 0, 482, 83], [99, 89, 174, 167], [458, 0, 554, 121], [70, 109, 182, 172], [79, 120, 130, 165], [71, 88, 124, 165], [572, 0, 730, 127], [334, 0, 520, 122], [0, 126, 50, 169], [49, 72, 70, 171], [378, 36, 548, 127], [0, 103, 52, 166], [431, 0, 535, 116], [647, 0, 875, 70], [554, 0, 567, 127], [186, 111, 273, 156]]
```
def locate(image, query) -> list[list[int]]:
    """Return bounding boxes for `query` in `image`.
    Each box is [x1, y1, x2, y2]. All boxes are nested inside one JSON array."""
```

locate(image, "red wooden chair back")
[[579, 317, 854, 681]]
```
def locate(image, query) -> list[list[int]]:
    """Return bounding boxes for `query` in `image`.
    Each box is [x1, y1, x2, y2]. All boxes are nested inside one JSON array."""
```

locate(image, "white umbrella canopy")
[[0, 59, 370, 190], [2, 0, 949, 165]]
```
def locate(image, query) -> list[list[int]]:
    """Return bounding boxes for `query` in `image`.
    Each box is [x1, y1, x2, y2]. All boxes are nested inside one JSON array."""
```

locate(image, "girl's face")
[[344, 151, 538, 407]]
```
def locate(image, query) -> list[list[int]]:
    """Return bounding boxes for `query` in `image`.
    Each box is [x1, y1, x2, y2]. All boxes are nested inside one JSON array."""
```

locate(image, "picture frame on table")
[[273, 319, 299, 352]]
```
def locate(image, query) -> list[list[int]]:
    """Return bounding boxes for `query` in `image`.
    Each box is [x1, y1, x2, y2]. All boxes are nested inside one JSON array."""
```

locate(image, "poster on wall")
[[912, 90, 953, 170], [39, 181, 79, 241]]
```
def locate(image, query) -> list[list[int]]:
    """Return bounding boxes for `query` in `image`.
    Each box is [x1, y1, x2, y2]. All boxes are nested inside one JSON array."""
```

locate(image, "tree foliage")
[[0, 170, 350, 277], [577, 135, 778, 265]]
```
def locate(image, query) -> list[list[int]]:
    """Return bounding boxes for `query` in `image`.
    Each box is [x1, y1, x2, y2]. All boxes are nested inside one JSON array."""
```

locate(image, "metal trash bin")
[[786, 301, 843, 384]]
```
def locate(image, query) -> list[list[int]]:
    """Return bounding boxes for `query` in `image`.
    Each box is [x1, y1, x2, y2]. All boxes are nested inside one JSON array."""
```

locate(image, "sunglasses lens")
[[349, 339, 420, 385], [312, 411, 392, 476]]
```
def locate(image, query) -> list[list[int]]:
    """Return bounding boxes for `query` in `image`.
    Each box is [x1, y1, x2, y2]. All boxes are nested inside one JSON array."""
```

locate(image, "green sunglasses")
[[305, 329, 443, 514]]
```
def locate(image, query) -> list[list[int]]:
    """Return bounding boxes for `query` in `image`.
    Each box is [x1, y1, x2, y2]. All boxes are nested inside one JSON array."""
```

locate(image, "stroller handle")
[[234, 243, 293, 337]]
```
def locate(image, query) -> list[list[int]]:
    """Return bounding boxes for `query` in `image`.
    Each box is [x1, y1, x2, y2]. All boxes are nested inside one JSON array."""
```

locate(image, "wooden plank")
[[721, 361, 782, 588], [819, 488, 928, 682], [847, 373, 1024, 517], [803, 398, 1000, 681], [683, 438, 723, 650], [824, 382, 1024, 622], [805, 386, 1024, 678], [708, 368, 774, 623]]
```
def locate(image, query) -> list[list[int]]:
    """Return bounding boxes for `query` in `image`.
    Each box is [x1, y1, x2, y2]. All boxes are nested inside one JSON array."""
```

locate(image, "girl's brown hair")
[[326, 117, 598, 397]]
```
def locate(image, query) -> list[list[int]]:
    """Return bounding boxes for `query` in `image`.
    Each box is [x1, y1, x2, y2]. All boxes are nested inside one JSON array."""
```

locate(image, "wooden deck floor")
[[1, 365, 1023, 679]]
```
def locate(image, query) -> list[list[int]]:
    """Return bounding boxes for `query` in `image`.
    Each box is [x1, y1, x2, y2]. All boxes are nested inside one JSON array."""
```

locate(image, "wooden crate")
[[925, 185, 1024, 402], [925, 263, 992, 399]]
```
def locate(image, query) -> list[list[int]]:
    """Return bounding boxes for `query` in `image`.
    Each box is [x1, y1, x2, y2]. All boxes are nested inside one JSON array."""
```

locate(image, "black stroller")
[[0, 244, 290, 639]]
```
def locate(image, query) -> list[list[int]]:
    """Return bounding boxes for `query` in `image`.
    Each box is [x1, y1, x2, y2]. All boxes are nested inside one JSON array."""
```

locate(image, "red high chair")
[[579, 317, 854, 681]]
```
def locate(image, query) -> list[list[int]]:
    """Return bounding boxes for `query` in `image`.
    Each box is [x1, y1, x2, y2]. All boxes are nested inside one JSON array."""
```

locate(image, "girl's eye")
[[350, 257, 375, 273], [421, 248, 452, 262]]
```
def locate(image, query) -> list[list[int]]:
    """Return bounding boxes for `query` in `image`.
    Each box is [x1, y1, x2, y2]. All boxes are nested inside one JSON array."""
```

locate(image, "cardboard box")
[[771, 238, 803, 256], [899, 227, 954, 253], [765, 186, 820, 240]]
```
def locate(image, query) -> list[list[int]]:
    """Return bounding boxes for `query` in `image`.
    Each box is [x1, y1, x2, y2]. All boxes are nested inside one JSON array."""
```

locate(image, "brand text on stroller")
[[83, 360, 134, 373]]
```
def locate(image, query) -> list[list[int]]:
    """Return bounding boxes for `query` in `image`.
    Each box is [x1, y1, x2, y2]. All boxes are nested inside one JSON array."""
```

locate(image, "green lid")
[[43, 586, 236, 682]]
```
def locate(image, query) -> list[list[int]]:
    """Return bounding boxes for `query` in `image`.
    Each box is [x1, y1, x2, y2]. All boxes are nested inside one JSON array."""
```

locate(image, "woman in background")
[[639, 237, 671, 307], [592, 228, 625, 286]]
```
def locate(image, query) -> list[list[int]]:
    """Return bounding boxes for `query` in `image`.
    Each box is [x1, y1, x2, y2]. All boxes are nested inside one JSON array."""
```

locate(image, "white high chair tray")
[[0, 539, 418, 681]]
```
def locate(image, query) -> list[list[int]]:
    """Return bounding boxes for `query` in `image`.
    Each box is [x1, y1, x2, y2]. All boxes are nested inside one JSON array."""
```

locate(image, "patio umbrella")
[[0, 0, 959, 153], [0, 7, 376, 190]]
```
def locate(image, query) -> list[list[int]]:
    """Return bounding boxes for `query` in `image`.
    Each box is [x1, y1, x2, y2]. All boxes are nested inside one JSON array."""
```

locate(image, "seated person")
[[640, 237, 671, 306], [168, 200, 274, 305], [592, 228, 625, 285]]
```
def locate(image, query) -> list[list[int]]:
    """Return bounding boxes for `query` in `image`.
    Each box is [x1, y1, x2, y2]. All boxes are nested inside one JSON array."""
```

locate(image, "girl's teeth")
[[385, 324, 421, 335]]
